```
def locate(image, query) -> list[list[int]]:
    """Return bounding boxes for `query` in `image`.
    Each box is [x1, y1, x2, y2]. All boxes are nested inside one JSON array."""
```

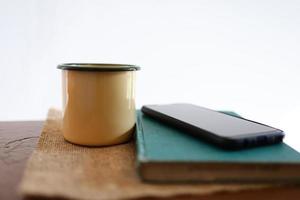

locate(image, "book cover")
[[135, 110, 300, 183]]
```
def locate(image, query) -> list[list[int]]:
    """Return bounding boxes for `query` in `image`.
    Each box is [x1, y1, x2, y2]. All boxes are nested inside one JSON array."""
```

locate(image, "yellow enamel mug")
[[57, 63, 140, 146]]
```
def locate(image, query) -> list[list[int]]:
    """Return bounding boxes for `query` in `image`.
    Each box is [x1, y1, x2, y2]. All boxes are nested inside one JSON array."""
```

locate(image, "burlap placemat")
[[19, 109, 273, 200]]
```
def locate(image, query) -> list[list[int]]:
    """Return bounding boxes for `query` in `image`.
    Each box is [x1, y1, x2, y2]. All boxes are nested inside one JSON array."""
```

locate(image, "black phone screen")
[[143, 104, 283, 138]]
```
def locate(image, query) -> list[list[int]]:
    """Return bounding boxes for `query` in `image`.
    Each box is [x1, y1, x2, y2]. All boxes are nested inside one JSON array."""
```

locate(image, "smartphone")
[[141, 103, 284, 149]]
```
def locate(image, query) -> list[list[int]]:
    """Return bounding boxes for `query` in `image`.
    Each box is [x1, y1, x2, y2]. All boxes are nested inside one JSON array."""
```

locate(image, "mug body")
[[58, 63, 140, 146]]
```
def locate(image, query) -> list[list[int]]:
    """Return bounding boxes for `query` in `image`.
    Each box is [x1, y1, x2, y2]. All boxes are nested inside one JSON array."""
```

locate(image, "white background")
[[1, 0, 300, 150]]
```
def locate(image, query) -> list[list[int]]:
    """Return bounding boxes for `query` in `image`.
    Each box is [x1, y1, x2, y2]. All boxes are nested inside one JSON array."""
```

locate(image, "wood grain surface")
[[0, 121, 44, 200]]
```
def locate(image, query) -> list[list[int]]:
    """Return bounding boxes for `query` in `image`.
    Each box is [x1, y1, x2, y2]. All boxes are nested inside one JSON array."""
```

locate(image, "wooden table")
[[1, 121, 300, 200], [0, 121, 43, 200]]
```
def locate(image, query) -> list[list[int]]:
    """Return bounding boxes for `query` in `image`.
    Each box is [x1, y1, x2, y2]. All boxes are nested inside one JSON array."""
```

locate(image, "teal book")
[[135, 110, 300, 183]]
